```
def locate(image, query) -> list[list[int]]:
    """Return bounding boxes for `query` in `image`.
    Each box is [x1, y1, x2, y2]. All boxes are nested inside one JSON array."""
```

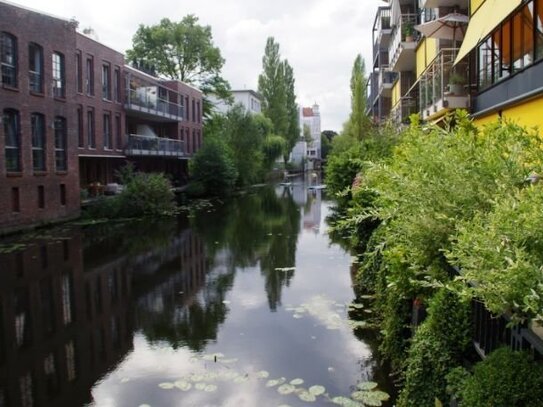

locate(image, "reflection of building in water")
[[0, 235, 132, 407], [303, 189, 322, 233]]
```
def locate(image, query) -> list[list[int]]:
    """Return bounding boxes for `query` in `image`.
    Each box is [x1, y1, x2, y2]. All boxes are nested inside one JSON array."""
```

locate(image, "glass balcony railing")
[[125, 134, 185, 158], [125, 88, 184, 120], [388, 13, 419, 70], [391, 96, 419, 125], [418, 48, 469, 120]]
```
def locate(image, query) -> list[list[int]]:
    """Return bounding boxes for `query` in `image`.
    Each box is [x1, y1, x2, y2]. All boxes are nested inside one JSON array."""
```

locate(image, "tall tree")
[[283, 60, 300, 161], [345, 54, 371, 140], [258, 38, 290, 160], [126, 15, 231, 116]]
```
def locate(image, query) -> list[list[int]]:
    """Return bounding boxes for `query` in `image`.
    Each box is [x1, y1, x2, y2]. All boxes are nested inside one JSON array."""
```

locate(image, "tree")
[[344, 54, 371, 140], [126, 15, 231, 116], [303, 124, 312, 143], [258, 37, 298, 163]]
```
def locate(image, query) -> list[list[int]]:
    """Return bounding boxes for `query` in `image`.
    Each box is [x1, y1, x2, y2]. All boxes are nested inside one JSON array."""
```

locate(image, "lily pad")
[[190, 374, 205, 382], [204, 384, 218, 392], [266, 379, 282, 387], [158, 382, 174, 389], [277, 384, 296, 395], [331, 397, 361, 407], [309, 385, 326, 396], [351, 390, 388, 406], [256, 370, 269, 379], [356, 382, 378, 391], [298, 390, 316, 402], [234, 375, 249, 384], [348, 303, 364, 309], [290, 378, 304, 385], [174, 380, 192, 391], [195, 382, 206, 391]]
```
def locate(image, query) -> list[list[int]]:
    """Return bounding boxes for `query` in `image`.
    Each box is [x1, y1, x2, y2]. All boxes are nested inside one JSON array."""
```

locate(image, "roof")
[[0, 0, 74, 23], [302, 107, 314, 117], [124, 64, 202, 94], [231, 89, 264, 101]]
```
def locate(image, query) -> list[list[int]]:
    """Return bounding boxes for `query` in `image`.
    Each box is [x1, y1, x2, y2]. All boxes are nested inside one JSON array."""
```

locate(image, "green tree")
[[284, 60, 300, 160], [258, 37, 293, 162], [126, 15, 231, 116], [344, 54, 371, 140]]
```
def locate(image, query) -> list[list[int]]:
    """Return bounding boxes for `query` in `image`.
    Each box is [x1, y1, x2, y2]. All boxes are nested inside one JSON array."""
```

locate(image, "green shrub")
[[119, 172, 176, 217], [397, 289, 471, 407], [458, 347, 543, 407]]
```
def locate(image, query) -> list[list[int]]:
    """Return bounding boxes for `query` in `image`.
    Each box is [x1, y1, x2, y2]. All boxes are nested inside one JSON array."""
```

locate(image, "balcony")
[[125, 87, 184, 122], [373, 7, 392, 50], [419, 49, 469, 121], [124, 134, 185, 158], [379, 69, 398, 97], [421, 0, 468, 9], [388, 13, 419, 71], [391, 95, 419, 125]]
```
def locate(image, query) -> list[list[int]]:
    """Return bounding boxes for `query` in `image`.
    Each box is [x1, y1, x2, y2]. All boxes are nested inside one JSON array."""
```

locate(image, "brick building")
[[0, 0, 204, 233]]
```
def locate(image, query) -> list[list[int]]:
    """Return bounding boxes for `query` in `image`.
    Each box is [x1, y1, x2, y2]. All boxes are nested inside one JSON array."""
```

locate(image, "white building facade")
[[300, 104, 322, 169], [210, 90, 263, 115]]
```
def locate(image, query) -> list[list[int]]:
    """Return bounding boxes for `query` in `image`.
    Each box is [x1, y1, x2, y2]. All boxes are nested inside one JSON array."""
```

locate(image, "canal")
[[0, 179, 393, 407]]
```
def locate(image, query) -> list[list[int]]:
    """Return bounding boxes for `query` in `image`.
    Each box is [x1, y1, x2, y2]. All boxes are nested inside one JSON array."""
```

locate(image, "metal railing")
[[125, 88, 184, 120], [379, 69, 398, 89], [418, 48, 469, 115], [389, 13, 419, 69], [125, 134, 185, 157], [391, 96, 419, 124], [374, 7, 392, 47]]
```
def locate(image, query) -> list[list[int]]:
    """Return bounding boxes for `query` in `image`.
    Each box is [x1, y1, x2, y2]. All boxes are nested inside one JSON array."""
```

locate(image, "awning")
[[454, 0, 522, 65]]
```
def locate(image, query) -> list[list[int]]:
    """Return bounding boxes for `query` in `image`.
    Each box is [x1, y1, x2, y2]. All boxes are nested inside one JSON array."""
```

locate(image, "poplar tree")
[[284, 60, 300, 161], [346, 54, 371, 140]]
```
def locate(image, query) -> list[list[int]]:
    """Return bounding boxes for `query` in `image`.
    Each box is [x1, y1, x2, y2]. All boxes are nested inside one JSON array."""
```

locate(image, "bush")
[[189, 138, 238, 196], [458, 347, 543, 407], [119, 172, 176, 217], [397, 289, 471, 407]]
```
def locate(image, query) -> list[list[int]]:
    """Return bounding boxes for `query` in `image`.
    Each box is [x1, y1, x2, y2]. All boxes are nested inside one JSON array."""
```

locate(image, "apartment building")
[[210, 89, 263, 115], [369, 0, 543, 130], [0, 0, 203, 232]]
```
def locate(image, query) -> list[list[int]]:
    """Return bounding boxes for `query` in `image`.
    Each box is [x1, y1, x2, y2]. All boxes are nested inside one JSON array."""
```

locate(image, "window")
[[4, 109, 20, 172], [28, 43, 43, 93], [192, 98, 196, 122], [31, 113, 46, 171], [38, 186, 45, 209], [115, 114, 122, 150], [85, 56, 94, 95], [536, 0, 543, 60], [12, 187, 20, 212], [54, 117, 67, 171], [52, 52, 65, 98], [76, 51, 82, 93], [77, 106, 84, 148], [185, 96, 189, 120], [102, 63, 111, 100], [60, 184, 66, 206], [87, 109, 95, 148], [61, 274, 74, 325], [196, 101, 201, 123], [1, 32, 17, 87], [114, 67, 121, 102], [103, 113, 112, 149]]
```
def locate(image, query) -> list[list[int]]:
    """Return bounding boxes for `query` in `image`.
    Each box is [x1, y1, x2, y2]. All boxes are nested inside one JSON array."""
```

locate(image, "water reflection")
[[0, 181, 393, 407]]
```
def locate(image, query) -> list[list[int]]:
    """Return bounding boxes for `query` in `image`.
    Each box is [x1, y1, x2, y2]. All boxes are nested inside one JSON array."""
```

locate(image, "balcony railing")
[[419, 48, 469, 120], [125, 88, 184, 120], [124, 134, 185, 158], [391, 96, 419, 125], [374, 7, 392, 49], [379, 69, 398, 90], [389, 13, 419, 71]]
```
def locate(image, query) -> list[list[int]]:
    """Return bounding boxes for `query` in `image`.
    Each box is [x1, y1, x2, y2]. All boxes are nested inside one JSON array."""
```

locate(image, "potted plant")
[[403, 22, 414, 42], [448, 72, 466, 95]]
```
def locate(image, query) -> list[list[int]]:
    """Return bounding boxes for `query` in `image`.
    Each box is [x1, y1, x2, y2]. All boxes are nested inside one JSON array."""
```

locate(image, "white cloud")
[[11, 0, 386, 131]]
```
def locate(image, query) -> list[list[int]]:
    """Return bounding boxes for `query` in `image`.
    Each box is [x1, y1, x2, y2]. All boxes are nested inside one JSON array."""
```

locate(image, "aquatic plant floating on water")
[[256, 370, 270, 379], [158, 382, 175, 390], [309, 385, 326, 396], [290, 378, 304, 385], [277, 384, 296, 395]]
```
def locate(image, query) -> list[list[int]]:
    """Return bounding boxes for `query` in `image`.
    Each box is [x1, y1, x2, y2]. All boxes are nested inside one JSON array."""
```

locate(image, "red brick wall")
[[0, 3, 80, 232]]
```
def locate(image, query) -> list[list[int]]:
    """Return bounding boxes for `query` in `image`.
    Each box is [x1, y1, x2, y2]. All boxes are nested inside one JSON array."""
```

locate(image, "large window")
[[86, 56, 94, 96], [77, 106, 84, 148], [103, 113, 112, 149], [4, 109, 20, 172], [52, 52, 65, 98], [54, 117, 67, 171], [115, 114, 122, 150], [102, 63, 111, 100], [76, 51, 82, 93], [114, 67, 121, 102], [478, 0, 543, 90], [1, 32, 17, 87], [28, 43, 43, 93], [31, 113, 46, 171]]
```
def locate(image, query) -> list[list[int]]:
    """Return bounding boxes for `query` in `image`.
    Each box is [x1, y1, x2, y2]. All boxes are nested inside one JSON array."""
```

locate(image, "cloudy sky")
[[11, 0, 385, 131]]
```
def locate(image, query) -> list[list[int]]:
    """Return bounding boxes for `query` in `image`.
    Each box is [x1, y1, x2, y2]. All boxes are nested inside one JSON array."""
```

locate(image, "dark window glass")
[[86, 57, 94, 95], [103, 113, 112, 149], [0, 32, 17, 87], [114, 67, 121, 102], [60, 184, 66, 206], [537, 0, 543, 60], [76, 52, 82, 93], [28, 43, 43, 92], [77, 106, 84, 148], [52, 52, 65, 98], [31, 113, 46, 171], [87, 110, 95, 148], [500, 19, 512, 79], [102, 63, 111, 100], [115, 114, 122, 149], [54, 117, 67, 171], [192, 99, 196, 122], [4, 109, 20, 171], [12, 187, 20, 212]]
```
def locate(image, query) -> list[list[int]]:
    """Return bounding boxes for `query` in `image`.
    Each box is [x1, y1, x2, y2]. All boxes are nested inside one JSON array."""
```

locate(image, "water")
[[0, 179, 393, 407]]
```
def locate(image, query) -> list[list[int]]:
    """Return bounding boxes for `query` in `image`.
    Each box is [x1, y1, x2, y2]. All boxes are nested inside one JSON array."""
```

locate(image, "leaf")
[[158, 382, 174, 389], [277, 384, 296, 395], [309, 385, 326, 396], [356, 381, 378, 390], [290, 378, 304, 385]]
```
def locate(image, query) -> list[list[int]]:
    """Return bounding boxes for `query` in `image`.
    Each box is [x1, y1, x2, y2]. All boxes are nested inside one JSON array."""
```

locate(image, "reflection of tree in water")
[[193, 187, 301, 311]]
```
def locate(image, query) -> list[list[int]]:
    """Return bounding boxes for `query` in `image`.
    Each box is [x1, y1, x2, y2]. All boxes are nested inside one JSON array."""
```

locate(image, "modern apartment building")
[[301, 104, 321, 167], [369, 0, 543, 130], [0, 0, 203, 232], [210, 89, 263, 115]]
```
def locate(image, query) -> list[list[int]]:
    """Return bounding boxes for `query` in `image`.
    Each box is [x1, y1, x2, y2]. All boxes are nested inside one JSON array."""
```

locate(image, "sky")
[[10, 0, 385, 131]]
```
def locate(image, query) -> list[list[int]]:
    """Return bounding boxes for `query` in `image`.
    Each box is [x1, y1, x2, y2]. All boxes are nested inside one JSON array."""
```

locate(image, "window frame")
[[31, 113, 46, 172], [52, 52, 66, 98], [1, 32, 17, 88], [28, 43, 43, 93], [54, 116, 67, 171], [4, 108, 21, 172]]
